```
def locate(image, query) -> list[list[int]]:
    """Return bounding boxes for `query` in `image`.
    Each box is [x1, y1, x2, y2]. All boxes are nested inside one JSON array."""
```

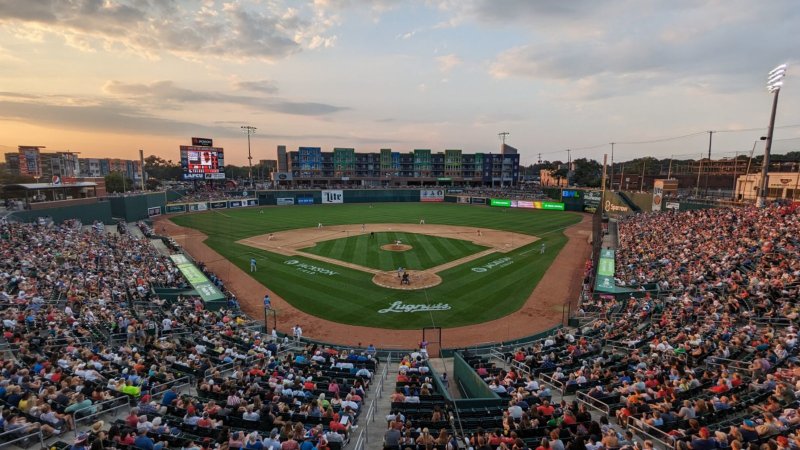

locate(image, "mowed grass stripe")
[[172, 203, 582, 329]]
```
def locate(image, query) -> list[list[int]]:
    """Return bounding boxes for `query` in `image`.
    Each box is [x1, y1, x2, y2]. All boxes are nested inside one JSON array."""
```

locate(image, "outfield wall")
[[9, 200, 114, 224]]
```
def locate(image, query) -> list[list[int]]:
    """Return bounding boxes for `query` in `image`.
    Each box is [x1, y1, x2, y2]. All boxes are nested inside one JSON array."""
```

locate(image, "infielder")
[[250, 257, 257, 272]]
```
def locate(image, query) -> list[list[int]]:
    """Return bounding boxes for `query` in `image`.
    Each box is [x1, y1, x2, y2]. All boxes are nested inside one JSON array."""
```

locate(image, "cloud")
[[0, 97, 391, 143], [0, 0, 338, 61], [234, 79, 279, 95], [0, 98, 229, 137], [485, 0, 800, 100], [103, 80, 347, 116], [436, 54, 461, 73], [396, 29, 419, 40]]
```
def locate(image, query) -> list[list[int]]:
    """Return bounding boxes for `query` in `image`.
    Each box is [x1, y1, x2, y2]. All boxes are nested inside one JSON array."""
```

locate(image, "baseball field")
[[168, 202, 583, 330]]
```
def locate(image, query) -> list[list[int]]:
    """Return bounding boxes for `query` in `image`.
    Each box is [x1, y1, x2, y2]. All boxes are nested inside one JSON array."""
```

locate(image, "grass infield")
[[302, 232, 488, 271], [171, 202, 582, 329]]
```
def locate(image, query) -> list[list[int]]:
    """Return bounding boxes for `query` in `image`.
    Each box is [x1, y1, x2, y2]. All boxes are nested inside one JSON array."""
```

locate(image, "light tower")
[[241, 125, 257, 187], [757, 63, 787, 207]]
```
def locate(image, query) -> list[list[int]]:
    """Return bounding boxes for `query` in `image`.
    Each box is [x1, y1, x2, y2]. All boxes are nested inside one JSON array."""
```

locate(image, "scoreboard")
[[180, 145, 225, 180]]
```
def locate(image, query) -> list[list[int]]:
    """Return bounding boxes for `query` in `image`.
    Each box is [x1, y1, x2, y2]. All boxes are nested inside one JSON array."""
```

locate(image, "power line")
[[533, 123, 800, 160]]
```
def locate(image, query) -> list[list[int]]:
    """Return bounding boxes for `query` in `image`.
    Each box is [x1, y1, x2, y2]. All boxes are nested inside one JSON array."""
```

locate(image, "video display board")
[[180, 145, 225, 180]]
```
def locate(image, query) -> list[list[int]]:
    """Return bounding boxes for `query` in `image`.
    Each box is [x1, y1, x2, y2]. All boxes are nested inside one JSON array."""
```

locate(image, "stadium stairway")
[[616, 191, 642, 212]]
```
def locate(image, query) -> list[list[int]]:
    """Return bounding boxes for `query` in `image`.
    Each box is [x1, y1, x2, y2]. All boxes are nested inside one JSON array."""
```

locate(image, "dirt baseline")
[[158, 215, 592, 349]]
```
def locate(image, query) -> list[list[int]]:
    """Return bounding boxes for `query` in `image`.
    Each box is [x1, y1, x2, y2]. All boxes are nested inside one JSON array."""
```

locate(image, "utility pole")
[[707, 131, 714, 160], [241, 125, 257, 187], [609, 142, 615, 190], [695, 155, 703, 197], [704, 131, 714, 195], [640, 159, 646, 192], [667, 155, 673, 179], [565, 149, 572, 187]]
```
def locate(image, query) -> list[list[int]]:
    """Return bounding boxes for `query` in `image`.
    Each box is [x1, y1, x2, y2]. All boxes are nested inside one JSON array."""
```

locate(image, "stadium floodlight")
[[241, 125, 257, 187], [768, 64, 786, 93], [757, 63, 788, 207]]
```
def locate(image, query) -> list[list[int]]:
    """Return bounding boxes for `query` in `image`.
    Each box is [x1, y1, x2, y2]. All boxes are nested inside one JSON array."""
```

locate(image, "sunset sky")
[[0, 0, 798, 166]]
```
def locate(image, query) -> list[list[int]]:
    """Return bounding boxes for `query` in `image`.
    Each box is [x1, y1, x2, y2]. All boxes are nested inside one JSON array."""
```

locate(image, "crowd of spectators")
[[457, 204, 800, 449], [172, 191, 250, 204], [0, 218, 375, 449]]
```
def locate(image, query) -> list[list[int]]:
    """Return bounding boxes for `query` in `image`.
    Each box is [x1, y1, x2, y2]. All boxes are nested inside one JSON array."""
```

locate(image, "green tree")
[[144, 155, 182, 181], [571, 158, 602, 187], [105, 171, 133, 193]]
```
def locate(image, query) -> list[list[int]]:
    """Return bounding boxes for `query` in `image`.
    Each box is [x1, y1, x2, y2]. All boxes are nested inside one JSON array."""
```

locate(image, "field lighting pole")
[[758, 63, 787, 207], [241, 125, 257, 188]]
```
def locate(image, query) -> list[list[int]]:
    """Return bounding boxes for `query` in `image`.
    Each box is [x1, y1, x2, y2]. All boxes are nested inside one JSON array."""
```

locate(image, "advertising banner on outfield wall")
[[457, 196, 471, 204], [420, 189, 445, 202], [188, 202, 208, 212], [165, 204, 186, 214], [652, 180, 664, 212], [210, 201, 227, 209], [491, 199, 566, 210], [147, 206, 162, 217], [277, 198, 294, 206], [321, 190, 343, 204], [297, 197, 314, 205], [471, 197, 487, 204], [246, 199, 257, 206], [584, 191, 601, 213], [228, 200, 243, 208]]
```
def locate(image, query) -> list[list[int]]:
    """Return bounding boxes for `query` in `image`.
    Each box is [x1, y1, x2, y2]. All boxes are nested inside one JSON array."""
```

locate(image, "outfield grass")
[[301, 232, 488, 271], [171, 203, 582, 329]]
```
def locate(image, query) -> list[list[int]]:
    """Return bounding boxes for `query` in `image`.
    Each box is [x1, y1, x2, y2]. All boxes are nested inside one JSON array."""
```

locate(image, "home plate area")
[[372, 269, 442, 290]]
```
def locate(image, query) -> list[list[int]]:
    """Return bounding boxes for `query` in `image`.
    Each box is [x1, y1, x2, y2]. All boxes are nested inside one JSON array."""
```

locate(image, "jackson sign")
[[471, 257, 513, 273], [283, 259, 338, 276]]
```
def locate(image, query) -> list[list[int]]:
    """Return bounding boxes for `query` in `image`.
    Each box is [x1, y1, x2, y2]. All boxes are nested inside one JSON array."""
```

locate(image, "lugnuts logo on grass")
[[378, 301, 451, 313]]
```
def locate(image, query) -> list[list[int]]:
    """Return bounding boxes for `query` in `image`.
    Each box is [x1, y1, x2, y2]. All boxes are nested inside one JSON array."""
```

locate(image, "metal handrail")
[[72, 395, 129, 437], [0, 428, 44, 449], [150, 375, 192, 398], [575, 390, 613, 415], [537, 371, 565, 394], [353, 355, 389, 450], [627, 421, 675, 450]]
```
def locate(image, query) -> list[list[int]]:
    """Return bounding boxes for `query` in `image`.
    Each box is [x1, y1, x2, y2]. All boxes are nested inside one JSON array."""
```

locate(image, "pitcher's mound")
[[381, 244, 413, 252], [372, 270, 442, 290]]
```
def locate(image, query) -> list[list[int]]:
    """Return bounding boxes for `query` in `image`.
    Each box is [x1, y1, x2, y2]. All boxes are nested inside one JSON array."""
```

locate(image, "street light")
[[757, 63, 787, 207], [241, 125, 257, 188]]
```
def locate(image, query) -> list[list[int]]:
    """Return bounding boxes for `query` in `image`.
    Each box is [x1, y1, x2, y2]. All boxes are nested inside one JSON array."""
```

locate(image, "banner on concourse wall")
[[321, 190, 343, 204], [420, 189, 445, 202]]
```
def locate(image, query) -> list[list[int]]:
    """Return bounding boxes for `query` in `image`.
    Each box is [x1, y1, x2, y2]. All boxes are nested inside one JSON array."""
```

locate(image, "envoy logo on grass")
[[378, 301, 451, 314], [471, 257, 513, 273], [283, 259, 338, 276]]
